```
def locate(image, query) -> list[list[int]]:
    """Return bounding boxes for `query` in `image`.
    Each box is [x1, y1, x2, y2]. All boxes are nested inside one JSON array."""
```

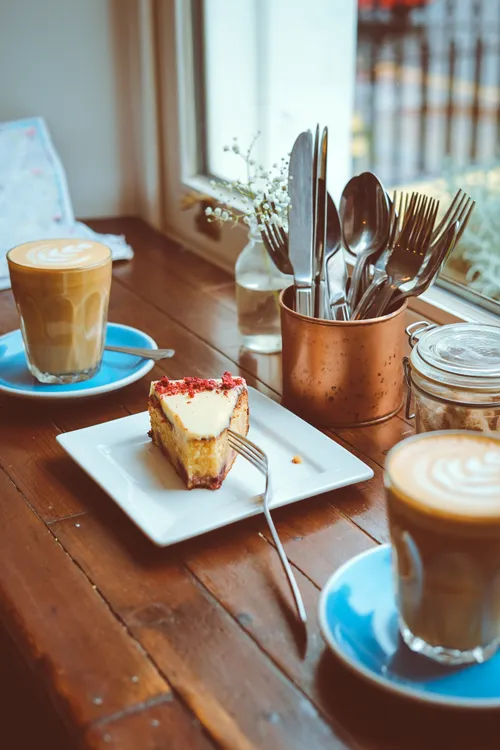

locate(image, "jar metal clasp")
[[403, 356, 415, 420], [405, 320, 438, 348]]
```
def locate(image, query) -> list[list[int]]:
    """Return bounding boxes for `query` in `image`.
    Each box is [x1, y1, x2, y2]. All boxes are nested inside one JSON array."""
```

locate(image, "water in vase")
[[236, 271, 284, 353]]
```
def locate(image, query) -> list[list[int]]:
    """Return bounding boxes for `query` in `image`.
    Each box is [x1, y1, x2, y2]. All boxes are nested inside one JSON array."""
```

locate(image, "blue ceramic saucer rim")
[[0, 323, 157, 400], [318, 544, 500, 710]]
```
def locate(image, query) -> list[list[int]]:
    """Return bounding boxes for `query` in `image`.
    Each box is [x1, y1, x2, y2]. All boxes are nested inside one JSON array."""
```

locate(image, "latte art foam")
[[26, 242, 94, 267], [388, 432, 500, 519], [8, 239, 110, 270]]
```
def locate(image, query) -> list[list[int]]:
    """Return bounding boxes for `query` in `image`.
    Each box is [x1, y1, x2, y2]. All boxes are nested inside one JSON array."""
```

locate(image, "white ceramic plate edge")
[[318, 545, 500, 710]]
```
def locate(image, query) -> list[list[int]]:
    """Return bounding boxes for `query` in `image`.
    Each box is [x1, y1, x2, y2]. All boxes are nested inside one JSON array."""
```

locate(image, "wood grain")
[[84, 695, 216, 750], [50, 512, 351, 750], [0, 217, 456, 750], [0, 469, 168, 732]]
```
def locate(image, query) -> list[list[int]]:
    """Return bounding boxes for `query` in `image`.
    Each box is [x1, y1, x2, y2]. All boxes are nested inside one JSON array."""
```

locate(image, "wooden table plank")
[[50, 512, 352, 750], [0, 469, 169, 734], [84, 695, 216, 750], [0, 217, 451, 749]]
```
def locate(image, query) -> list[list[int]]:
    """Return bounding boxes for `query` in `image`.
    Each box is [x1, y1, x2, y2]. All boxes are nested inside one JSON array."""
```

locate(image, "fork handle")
[[351, 276, 386, 320], [263, 506, 307, 624], [366, 282, 397, 319]]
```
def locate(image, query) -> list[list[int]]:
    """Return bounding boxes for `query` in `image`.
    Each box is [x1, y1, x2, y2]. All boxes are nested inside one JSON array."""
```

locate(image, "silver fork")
[[351, 191, 407, 319], [431, 188, 467, 244], [227, 429, 307, 626], [389, 195, 475, 311], [259, 202, 293, 276], [366, 194, 439, 319]]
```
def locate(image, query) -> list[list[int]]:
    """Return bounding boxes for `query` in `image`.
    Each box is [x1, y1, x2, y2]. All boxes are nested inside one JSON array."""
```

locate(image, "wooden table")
[[0, 218, 498, 750]]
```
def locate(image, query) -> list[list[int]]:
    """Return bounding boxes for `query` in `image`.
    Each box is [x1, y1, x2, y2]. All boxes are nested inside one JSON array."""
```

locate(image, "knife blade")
[[288, 131, 314, 317], [311, 124, 320, 314], [314, 127, 328, 318]]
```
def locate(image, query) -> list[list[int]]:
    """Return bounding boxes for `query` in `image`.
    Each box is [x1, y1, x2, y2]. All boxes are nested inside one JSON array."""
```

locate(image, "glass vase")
[[235, 221, 292, 354]]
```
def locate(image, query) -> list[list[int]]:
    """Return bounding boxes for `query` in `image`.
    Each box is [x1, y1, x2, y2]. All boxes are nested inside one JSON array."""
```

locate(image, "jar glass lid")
[[417, 323, 500, 378]]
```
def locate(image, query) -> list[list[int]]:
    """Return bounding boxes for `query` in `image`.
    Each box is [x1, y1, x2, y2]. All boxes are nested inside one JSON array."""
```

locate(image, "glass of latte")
[[385, 430, 500, 665], [7, 239, 112, 384]]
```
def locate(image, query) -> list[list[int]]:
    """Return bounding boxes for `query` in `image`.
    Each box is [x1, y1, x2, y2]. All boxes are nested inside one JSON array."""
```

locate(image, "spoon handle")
[[348, 254, 370, 309], [351, 275, 386, 320], [105, 345, 175, 361], [367, 281, 397, 319]]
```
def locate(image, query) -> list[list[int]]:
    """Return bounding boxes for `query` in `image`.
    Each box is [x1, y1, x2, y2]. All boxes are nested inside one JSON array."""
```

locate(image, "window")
[[354, 0, 500, 314], [160, 0, 500, 317], [160, 0, 357, 269]]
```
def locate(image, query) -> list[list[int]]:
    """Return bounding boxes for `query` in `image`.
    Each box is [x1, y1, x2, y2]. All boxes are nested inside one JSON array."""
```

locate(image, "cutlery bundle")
[[260, 126, 475, 322]]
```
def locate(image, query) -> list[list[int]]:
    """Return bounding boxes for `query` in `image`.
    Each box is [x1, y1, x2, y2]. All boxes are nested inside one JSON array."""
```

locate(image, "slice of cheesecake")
[[148, 372, 249, 489]]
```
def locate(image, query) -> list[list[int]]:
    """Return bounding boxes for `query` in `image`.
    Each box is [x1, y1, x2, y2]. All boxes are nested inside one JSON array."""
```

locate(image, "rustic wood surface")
[[0, 218, 498, 749]]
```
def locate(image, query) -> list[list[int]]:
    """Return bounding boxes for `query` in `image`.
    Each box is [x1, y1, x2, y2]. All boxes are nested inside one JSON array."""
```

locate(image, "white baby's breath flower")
[[199, 134, 290, 239]]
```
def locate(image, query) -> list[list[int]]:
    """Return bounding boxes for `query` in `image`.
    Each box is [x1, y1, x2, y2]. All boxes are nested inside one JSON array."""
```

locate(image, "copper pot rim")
[[279, 286, 407, 327]]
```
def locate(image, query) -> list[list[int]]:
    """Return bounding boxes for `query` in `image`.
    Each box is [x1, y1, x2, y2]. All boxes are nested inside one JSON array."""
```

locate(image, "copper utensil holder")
[[279, 287, 407, 427]]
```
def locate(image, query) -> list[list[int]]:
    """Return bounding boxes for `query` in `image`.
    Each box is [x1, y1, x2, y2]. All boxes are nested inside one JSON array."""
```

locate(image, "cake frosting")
[[150, 373, 246, 439]]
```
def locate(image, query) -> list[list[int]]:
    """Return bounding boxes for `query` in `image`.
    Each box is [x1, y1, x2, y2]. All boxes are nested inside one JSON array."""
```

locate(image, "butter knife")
[[288, 131, 314, 317], [314, 127, 328, 318]]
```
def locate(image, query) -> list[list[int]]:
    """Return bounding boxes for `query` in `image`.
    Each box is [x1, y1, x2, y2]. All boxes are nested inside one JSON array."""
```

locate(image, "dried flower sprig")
[[205, 134, 290, 230]]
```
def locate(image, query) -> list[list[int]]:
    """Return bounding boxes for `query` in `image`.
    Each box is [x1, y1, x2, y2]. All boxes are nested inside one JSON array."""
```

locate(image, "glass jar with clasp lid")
[[403, 321, 500, 434]]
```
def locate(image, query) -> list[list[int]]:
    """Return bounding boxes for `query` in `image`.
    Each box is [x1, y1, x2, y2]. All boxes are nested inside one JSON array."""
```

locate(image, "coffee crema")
[[387, 432, 500, 520], [8, 239, 110, 270]]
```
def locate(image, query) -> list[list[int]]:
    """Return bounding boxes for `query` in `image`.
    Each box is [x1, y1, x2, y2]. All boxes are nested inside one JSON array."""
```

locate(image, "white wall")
[[0, 0, 138, 218]]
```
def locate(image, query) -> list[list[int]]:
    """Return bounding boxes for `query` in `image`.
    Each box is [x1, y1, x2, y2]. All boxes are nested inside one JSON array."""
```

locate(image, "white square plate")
[[56, 387, 373, 546]]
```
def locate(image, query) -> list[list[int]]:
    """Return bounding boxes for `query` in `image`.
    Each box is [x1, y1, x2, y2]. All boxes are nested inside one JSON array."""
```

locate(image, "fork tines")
[[228, 430, 268, 473]]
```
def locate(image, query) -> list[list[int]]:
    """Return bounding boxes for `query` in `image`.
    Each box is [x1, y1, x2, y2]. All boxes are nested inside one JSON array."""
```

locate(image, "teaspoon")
[[340, 172, 390, 309], [105, 345, 175, 361]]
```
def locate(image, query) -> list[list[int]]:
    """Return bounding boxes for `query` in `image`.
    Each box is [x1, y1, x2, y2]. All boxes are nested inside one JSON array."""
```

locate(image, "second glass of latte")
[[385, 430, 500, 666], [7, 239, 112, 384]]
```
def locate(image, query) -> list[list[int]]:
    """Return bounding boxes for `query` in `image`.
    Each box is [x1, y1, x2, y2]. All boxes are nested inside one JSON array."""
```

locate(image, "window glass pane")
[[195, 0, 500, 312], [354, 0, 500, 309], [199, 0, 357, 202]]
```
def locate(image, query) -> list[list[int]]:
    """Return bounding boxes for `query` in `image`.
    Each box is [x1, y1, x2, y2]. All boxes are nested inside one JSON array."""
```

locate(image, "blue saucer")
[[319, 545, 500, 709], [0, 323, 157, 399]]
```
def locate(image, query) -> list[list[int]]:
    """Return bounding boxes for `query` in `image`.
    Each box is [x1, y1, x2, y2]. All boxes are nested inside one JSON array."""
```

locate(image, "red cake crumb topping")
[[154, 372, 244, 399]]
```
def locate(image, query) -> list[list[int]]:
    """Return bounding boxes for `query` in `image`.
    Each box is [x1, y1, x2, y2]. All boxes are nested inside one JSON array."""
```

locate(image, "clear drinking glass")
[[7, 239, 112, 384], [385, 430, 500, 666]]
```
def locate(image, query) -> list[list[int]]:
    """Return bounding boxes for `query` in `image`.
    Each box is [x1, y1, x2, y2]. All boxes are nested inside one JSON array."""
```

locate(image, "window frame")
[[156, 0, 500, 325], [157, 0, 247, 273]]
